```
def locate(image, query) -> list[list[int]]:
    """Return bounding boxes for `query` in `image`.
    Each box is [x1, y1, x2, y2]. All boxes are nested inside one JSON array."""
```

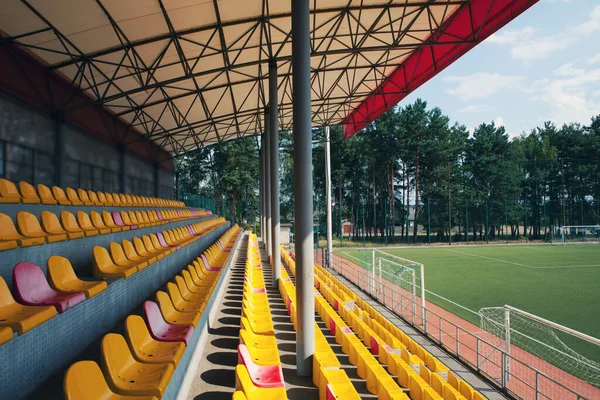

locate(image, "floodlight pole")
[[292, 0, 315, 378], [264, 108, 272, 256], [269, 61, 281, 287], [325, 126, 333, 268]]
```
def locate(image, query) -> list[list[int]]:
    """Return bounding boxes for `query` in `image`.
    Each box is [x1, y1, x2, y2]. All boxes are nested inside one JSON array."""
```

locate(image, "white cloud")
[[494, 117, 505, 127], [554, 63, 585, 77], [486, 26, 536, 45], [587, 53, 600, 65], [575, 5, 600, 35], [444, 73, 525, 100], [510, 36, 572, 62], [457, 104, 489, 113]]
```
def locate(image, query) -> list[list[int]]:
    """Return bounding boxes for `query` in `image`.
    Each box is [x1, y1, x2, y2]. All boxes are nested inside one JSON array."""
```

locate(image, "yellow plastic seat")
[[143, 235, 166, 258], [76, 211, 103, 235], [66, 187, 84, 206], [62, 211, 98, 237], [0, 213, 45, 247], [103, 210, 126, 232], [47, 255, 107, 298], [125, 315, 185, 367], [235, 364, 287, 400], [0, 178, 22, 203], [119, 193, 128, 205], [19, 181, 41, 204], [127, 211, 147, 228], [122, 240, 155, 266], [17, 211, 66, 243], [124, 194, 134, 205], [320, 368, 362, 400], [156, 291, 201, 327], [41, 211, 83, 240], [0, 326, 12, 346], [175, 275, 210, 303], [93, 246, 137, 279], [65, 361, 158, 400], [52, 186, 72, 205], [112, 193, 122, 206], [87, 190, 103, 206], [133, 237, 163, 262], [75, 189, 93, 206], [166, 282, 206, 313], [101, 333, 174, 398], [232, 392, 248, 400], [90, 211, 114, 234], [103, 192, 116, 206], [37, 184, 58, 205], [0, 277, 56, 334], [150, 234, 172, 255], [110, 242, 148, 270]]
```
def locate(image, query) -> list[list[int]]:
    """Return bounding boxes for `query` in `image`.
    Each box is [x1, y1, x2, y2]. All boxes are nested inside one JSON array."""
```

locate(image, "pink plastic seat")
[[201, 254, 220, 271], [143, 301, 193, 345], [155, 211, 164, 220], [111, 211, 137, 230], [12, 262, 86, 313], [187, 225, 199, 237], [157, 232, 179, 250], [237, 344, 284, 388]]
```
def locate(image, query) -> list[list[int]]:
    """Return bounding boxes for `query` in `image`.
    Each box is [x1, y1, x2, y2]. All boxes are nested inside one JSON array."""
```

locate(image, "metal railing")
[[324, 252, 591, 400]]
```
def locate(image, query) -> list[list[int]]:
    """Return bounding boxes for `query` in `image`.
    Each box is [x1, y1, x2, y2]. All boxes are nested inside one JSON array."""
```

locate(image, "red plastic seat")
[[201, 254, 221, 271], [143, 301, 193, 345], [156, 232, 173, 249], [111, 211, 136, 230], [12, 262, 86, 313], [237, 344, 284, 389]]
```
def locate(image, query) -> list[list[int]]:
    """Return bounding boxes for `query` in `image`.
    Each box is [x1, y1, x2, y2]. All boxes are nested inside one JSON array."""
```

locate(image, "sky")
[[401, 0, 600, 138]]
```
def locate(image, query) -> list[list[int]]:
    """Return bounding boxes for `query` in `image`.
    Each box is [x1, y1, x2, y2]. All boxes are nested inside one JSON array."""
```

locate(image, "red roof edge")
[[341, 0, 539, 138]]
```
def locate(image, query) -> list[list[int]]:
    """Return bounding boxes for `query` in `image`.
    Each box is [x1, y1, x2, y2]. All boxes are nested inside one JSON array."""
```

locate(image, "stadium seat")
[[102, 210, 126, 232], [113, 211, 135, 230], [0, 213, 45, 248], [89, 211, 113, 234], [37, 184, 58, 205], [166, 282, 206, 313], [65, 187, 84, 206], [87, 190, 103, 206], [101, 333, 174, 398], [64, 361, 158, 400], [19, 181, 41, 204], [76, 211, 106, 235], [237, 344, 284, 388], [61, 211, 98, 237], [133, 237, 164, 261], [41, 211, 83, 240], [52, 186, 72, 205], [17, 211, 67, 243], [93, 246, 137, 279], [103, 192, 116, 206], [77, 189, 94, 206], [0, 178, 21, 203], [110, 242, 149, 270], [235, 364, 287, 400], [125, 315, 185, 367], [143, 301, 193, 345], [122, 239, 156, 265], [0, 277, 56, 334], [155, 291, 201, 327], [47, 255, 107, 298], [0, 326, 12, 346], [12, 262, 86, 313]]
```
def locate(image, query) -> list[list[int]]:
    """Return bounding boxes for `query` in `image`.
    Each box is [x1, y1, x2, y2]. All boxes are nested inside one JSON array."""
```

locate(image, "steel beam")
[[292, 0, 314, 377], [325, 126, 333, 267], [269, 61, 281, 287], [264, 107, 271, 255]]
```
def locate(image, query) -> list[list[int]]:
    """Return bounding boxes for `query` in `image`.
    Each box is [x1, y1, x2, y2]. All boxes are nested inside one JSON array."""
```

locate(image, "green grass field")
[[335, 244, 600, 362]]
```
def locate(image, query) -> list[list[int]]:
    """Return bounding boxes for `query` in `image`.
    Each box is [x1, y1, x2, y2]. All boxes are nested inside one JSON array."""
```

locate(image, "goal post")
[[554, 225, 600, 245]]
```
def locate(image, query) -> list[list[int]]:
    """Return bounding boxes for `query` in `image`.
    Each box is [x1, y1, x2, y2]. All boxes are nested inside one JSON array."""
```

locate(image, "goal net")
[[479, 306, 600, 391], [553, 225, 600, 245]]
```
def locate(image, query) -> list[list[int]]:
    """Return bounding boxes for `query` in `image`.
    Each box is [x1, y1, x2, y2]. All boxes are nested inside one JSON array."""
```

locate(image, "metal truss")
[[1, 0, 522, 155]]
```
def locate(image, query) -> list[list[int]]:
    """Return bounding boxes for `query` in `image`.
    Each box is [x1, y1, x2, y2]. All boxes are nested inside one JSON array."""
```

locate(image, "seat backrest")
[[96, 191, 109, 205], [122, 240, 140, 260], [19, 181, 40, 201], [0, 277, 18, 307], [87, 190, 101, 205], [111, 211, 126, 226], [90, 211, 108, 229], [133, 237, 149, 256], [52, 186, 70, 204], [76, 211, 95, 230], [47, 255, 78, 286], [66, 187, 82, 204], [0, 213, 21, 240], [120, 211, 134, 225], [78, 189, 92, 204], [127, 211, 140, 224], [64, 361, 120, 400], [176, 274, 192, 297], [125, 315, 152, 350], [102, 211, 118, 228], [111, 193, 122, 205], [155, 210, 164, 220], [143, 235, 157, 253], [0, 178, 21, 201], [12, 262, 57, 302], [101, 333, 134, 375], [37, 184, 57, 203], [16, 212, 46, 237], [124, 194, 133, 205], [40, 211, 66, 234], [109, 242, 130, 265], [166, 282, 186, 306], [150, 234, 164, 250], [156, 232, 170, 248], [119, 194, 127, 204], [136, 211, 148, 223], [93, 246, 113, 270], [61, 211, 83, 232]]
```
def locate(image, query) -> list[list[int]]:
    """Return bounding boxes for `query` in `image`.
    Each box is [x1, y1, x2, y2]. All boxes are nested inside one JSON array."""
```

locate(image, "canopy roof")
[[0, 0, 537, 155]]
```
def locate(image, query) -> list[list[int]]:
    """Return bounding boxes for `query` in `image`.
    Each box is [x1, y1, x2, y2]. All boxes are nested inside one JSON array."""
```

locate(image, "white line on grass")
[[532, 264, 600, 269], [444, 249, 537, 269]]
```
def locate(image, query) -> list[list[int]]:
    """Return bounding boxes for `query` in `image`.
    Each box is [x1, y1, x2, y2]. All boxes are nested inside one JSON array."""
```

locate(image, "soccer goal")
[[553, 225, 600, 245], [479, 305, 600, 390]]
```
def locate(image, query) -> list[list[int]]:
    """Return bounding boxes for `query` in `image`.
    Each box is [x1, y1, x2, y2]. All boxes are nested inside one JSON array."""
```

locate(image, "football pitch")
[[335, 244, 600, 361]]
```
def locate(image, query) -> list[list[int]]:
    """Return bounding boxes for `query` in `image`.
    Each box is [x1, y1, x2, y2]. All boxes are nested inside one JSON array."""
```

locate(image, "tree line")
[[176, 99, 600, 244]]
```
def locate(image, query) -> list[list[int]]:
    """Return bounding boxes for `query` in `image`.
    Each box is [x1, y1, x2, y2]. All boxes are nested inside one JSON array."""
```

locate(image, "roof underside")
[[0, 0, 537, 155]]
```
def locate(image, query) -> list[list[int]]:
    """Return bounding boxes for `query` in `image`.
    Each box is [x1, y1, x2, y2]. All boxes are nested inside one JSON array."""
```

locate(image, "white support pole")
[[420, 264, 426, 312], [264, 108, 271, 256], [371, 249, 375, 295], [269, 61, 280, 287], [292, 0, 314, 378], [504, 307, 511, 383], [259, 139, 264, 244], [325, 126, 333, 267], [378, 258, 383, 296]]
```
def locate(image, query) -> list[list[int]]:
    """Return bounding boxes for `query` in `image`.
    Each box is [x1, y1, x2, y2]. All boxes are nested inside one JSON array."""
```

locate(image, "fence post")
[[371, 249, 375, 295], [504, 307, 511, 383], [427, 199, 431, 245]]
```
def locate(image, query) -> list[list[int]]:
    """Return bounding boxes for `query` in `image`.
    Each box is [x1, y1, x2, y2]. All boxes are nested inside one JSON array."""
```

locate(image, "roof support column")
[[264, 108, 272, 256], [269, 61, 281, 287], [325, 126, 333, 268], [292, 0, 314, 377], [259, 138, 264, 245]]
